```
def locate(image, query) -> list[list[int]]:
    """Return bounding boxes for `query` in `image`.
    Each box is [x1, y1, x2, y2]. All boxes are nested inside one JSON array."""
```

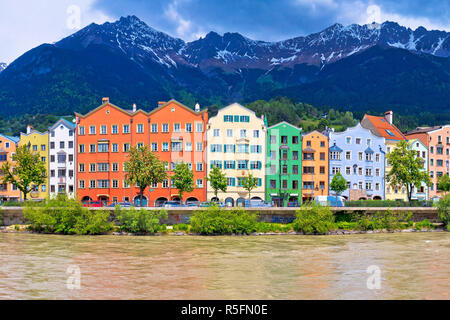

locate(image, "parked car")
[[83, 201, 102, 207], [107, 202, 133, 208], [164, 201, 183, 208], [199, 201, 225, 207], [244, 199, 273, 208], [287, 201, 300, 207], [315, 196, 345, 207], [186, 201, 199, 207]]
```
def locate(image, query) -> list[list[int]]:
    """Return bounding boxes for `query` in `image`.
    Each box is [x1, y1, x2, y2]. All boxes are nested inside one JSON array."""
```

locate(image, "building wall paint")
[[301, 131, 329, 201], [49, 120, 76, 199], [329, 123, 386, 200], [0, 135, 20, 201], [206, 103, 267, 205], [427, 125, 450, 199], [266, 122, 302, 206], [76, 100, 208, 206], [19, 130, 49, 200], [408, 139, 429, 200]]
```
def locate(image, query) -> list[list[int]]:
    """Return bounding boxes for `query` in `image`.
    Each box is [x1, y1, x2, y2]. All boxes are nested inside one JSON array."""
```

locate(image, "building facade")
[[266, 122, 302, 206], [361, 111, 408, 201], [49, 119, 76, 199], [301, 131, 329, 202], [76, 98, 208, 206], [206, 103, 267, 206], [0, 134, 20, 202], [19, 126, 49, 200], [405, 125, 449, 200], [407, 139, 429, 200], [328, 123, 386, 201]]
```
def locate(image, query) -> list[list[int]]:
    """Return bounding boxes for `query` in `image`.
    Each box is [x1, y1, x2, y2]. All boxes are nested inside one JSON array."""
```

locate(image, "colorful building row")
[[0, 99, 448, 205]]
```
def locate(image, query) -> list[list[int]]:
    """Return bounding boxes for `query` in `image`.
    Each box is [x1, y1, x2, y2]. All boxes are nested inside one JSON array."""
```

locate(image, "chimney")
[[26, 125, 33, 134], [385, 111, 393, 124], [132, 103, 137, 113], [102, 97, 109, 104], [195, 102, 200, 112], [158, 101, 166, 107]]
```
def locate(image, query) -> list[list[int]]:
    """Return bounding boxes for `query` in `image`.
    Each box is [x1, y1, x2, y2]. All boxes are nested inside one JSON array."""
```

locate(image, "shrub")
[[173, 223, 189, 231], [435, 194, 450, 227], [1, 201, 24, 207], [24, 195, 113, 235], [254, 222, 292, 233], [115, 206, 168, 234], [355, 210, 412, 231], [190, 206, 258, 235], [335, 221, 358, 230], [414, 219, 434, 230], [293, 204, 335, 234]]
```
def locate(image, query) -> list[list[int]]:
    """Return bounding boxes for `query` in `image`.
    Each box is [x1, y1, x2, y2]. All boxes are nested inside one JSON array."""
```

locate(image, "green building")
[[266, 122, 302, 206]]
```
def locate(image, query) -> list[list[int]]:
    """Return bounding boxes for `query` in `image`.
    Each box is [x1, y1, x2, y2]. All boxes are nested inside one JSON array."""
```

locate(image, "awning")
[[96, 194, 109, 197], [290, 193, 299, 197], [270, 193, 278, 196]]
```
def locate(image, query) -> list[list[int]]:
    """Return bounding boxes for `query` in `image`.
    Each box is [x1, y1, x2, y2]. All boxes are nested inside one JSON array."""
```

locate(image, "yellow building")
[[206, 103, 267, 206], [19, 126, 49, 200], [361, 111, 408, 201]]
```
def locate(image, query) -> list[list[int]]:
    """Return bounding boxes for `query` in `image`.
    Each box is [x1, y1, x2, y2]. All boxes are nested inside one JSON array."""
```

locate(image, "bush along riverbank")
[[3, 195, 447, 236]]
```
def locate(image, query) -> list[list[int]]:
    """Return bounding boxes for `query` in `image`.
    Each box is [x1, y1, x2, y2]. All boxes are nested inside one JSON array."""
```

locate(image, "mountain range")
[[0, 15, 449, 119]]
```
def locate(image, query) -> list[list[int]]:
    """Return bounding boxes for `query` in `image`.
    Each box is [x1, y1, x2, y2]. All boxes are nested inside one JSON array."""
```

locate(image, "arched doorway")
[[172, 196, 181, 202], [225, 197, 234, 207], [134, 195, 148, 207], [373, 196, 382, 200], [288, 196, 299, 207], [98, 196, 108, 206], [251, 196, 263, 200], [359, 197, 367, 200], [155, 197, 168, 207], [236, 197, 245, 207], [211, 196, 219, 202], [81, 196, 92, 205]]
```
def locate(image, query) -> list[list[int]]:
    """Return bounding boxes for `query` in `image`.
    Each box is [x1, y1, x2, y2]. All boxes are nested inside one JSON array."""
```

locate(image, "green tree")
[[437, 174, 450, 196], [207, 166, 227, 201], [124, 146, 167, 207], [1, 145, 47, 201], [173, 162, 194, 203], [386, 140, 431, 202], [330, 172, 347, 206], [241, 173, 259, 204]]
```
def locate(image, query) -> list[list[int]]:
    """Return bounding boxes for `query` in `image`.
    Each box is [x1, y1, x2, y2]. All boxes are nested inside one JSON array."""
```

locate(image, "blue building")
[[328, 123, 386, 200]]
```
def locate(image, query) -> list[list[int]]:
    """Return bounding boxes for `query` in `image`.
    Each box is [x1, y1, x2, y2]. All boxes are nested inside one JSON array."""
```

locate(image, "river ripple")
[[0, 232, 448, 299]]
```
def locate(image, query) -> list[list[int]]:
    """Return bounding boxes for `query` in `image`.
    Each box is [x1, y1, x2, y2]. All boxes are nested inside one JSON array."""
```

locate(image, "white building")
[[206, 103, 267, 206], [49, 119, 76, 198]]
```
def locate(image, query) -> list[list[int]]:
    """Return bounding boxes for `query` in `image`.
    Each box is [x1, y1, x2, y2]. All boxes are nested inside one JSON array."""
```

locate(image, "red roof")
[[363, 115, 407, 141]]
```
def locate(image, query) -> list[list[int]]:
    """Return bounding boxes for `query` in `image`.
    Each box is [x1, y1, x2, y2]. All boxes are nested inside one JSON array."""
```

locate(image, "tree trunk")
[[140, 187, 144, 207]]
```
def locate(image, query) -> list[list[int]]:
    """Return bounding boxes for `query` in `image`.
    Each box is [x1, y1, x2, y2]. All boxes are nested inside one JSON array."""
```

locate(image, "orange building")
[[301, 131, 329, 202], [0, 134, 21, 202], [75, 98, 208, 206]]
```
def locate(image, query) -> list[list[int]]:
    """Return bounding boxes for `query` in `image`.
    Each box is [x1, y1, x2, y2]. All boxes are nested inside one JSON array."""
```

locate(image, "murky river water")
[[0, 232, 448, 299]]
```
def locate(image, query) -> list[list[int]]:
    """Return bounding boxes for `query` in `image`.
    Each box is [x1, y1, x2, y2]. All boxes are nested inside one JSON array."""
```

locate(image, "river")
[[0, 232, 448, 299]]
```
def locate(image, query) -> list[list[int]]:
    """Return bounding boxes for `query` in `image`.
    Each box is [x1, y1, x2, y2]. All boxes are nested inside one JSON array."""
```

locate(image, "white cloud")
[[164, 0, 205, 41], [0, 0, 114, 63]]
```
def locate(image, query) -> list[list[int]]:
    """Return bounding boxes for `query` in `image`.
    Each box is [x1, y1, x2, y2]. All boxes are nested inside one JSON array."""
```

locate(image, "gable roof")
[[75, 99, 207, 119], [268, 121, 302, 131], [0, 133, 20, 144], [363, 114, 407, 141], [49, 118, 76, 130], [302, 130, 327, 139]]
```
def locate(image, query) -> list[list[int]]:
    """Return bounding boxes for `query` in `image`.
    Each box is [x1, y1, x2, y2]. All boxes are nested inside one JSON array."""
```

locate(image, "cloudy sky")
[[1, 0, 449, 63]]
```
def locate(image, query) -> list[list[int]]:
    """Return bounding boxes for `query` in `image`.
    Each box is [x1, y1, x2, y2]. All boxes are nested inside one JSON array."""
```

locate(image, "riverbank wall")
[[0, 207, 440, 226]]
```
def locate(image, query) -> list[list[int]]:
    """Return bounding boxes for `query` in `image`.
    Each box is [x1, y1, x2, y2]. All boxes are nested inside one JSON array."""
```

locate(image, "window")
[[270, 180, 276, 189], [89, 163, 96, 172], [213, 129, 220, 137], [355, 138, 361, 145], [358, 152, 363, 161], [240, 115, 250, 122], [97, 180, 109, 189], [365, 168, 372, 176], [345, 151, 351, 160], [185, 142, 192, 152], [32, 145, 37, 151], [79, 126, 85, 135], [97, 163, 109, 172], [240, 129, 247, 138], [89, 144, 96, 153], [250, 145, 262, 153], [292, 180, 299, 190], [112, 125, 118, 134], [50, 142, 55, 149], [224, 144, 234, 153], [196, 123, 203, 132], [185, 123, 192, 132], [100, 125, 107, 134], [136, 124, 144, 133], [320, 153, 325, 160], [196, 142, 203, 152], [306, 141, 311, 147], [150, 123, 158, 133], [331, 167, 340, 175], [236, 144, 249, 153], [226, 129, 233, 137], [253, 130, 259, 138], [237, 160, 248, 169], [346, 166, 351, 175], [375, 153, 380, 162], [281, 136, 288, 144], [89, 126, 96, 135], [79, 163, 85, 172], [151, 143, 158, 152], [293, 165, 298, 175], [227, 178, 236, 186], [224, 161, 235, 169], [330, 151, 341, 160], [269, 165, 276, 175], [110, 163, 118, 172], [211, 144, 222, 152], [41, 157, 46, 163], [292, 136, 299, 144], [98, 143, 109, 153], [162, 143, 169, 152], [79, 180, 85, 189], [196, 179, 203, 188], [171, 142, 182, 151], [367, 138, 371, 146], [375, 168, 380, 176], [112, 180, 119, 188], [293, 151, 298, 160], [385, 129, 395, 137], [358, 167, 363, 175], [162, 124, 169, 133], [123, 143, 130, 152], [365, 153, 372, 161], [366, 182, 372, 190], [270, 135, 277, 144], [320, 141, 325, 148], [211, 160, 222, 169], [375, 183, 380, 191], [303, 166, 314, 174], [112, 143, 118, 152], [196, 162, 203, 171], [250, 161, 262, 170], [346, 137, 352, 144], [224, 115, 233, 122], [69, 141, 73, 149], [89, 180, 96, 189], [41, 144, 46, 151], [79, 144, 85, 153], [270, 151, 276, 160]]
